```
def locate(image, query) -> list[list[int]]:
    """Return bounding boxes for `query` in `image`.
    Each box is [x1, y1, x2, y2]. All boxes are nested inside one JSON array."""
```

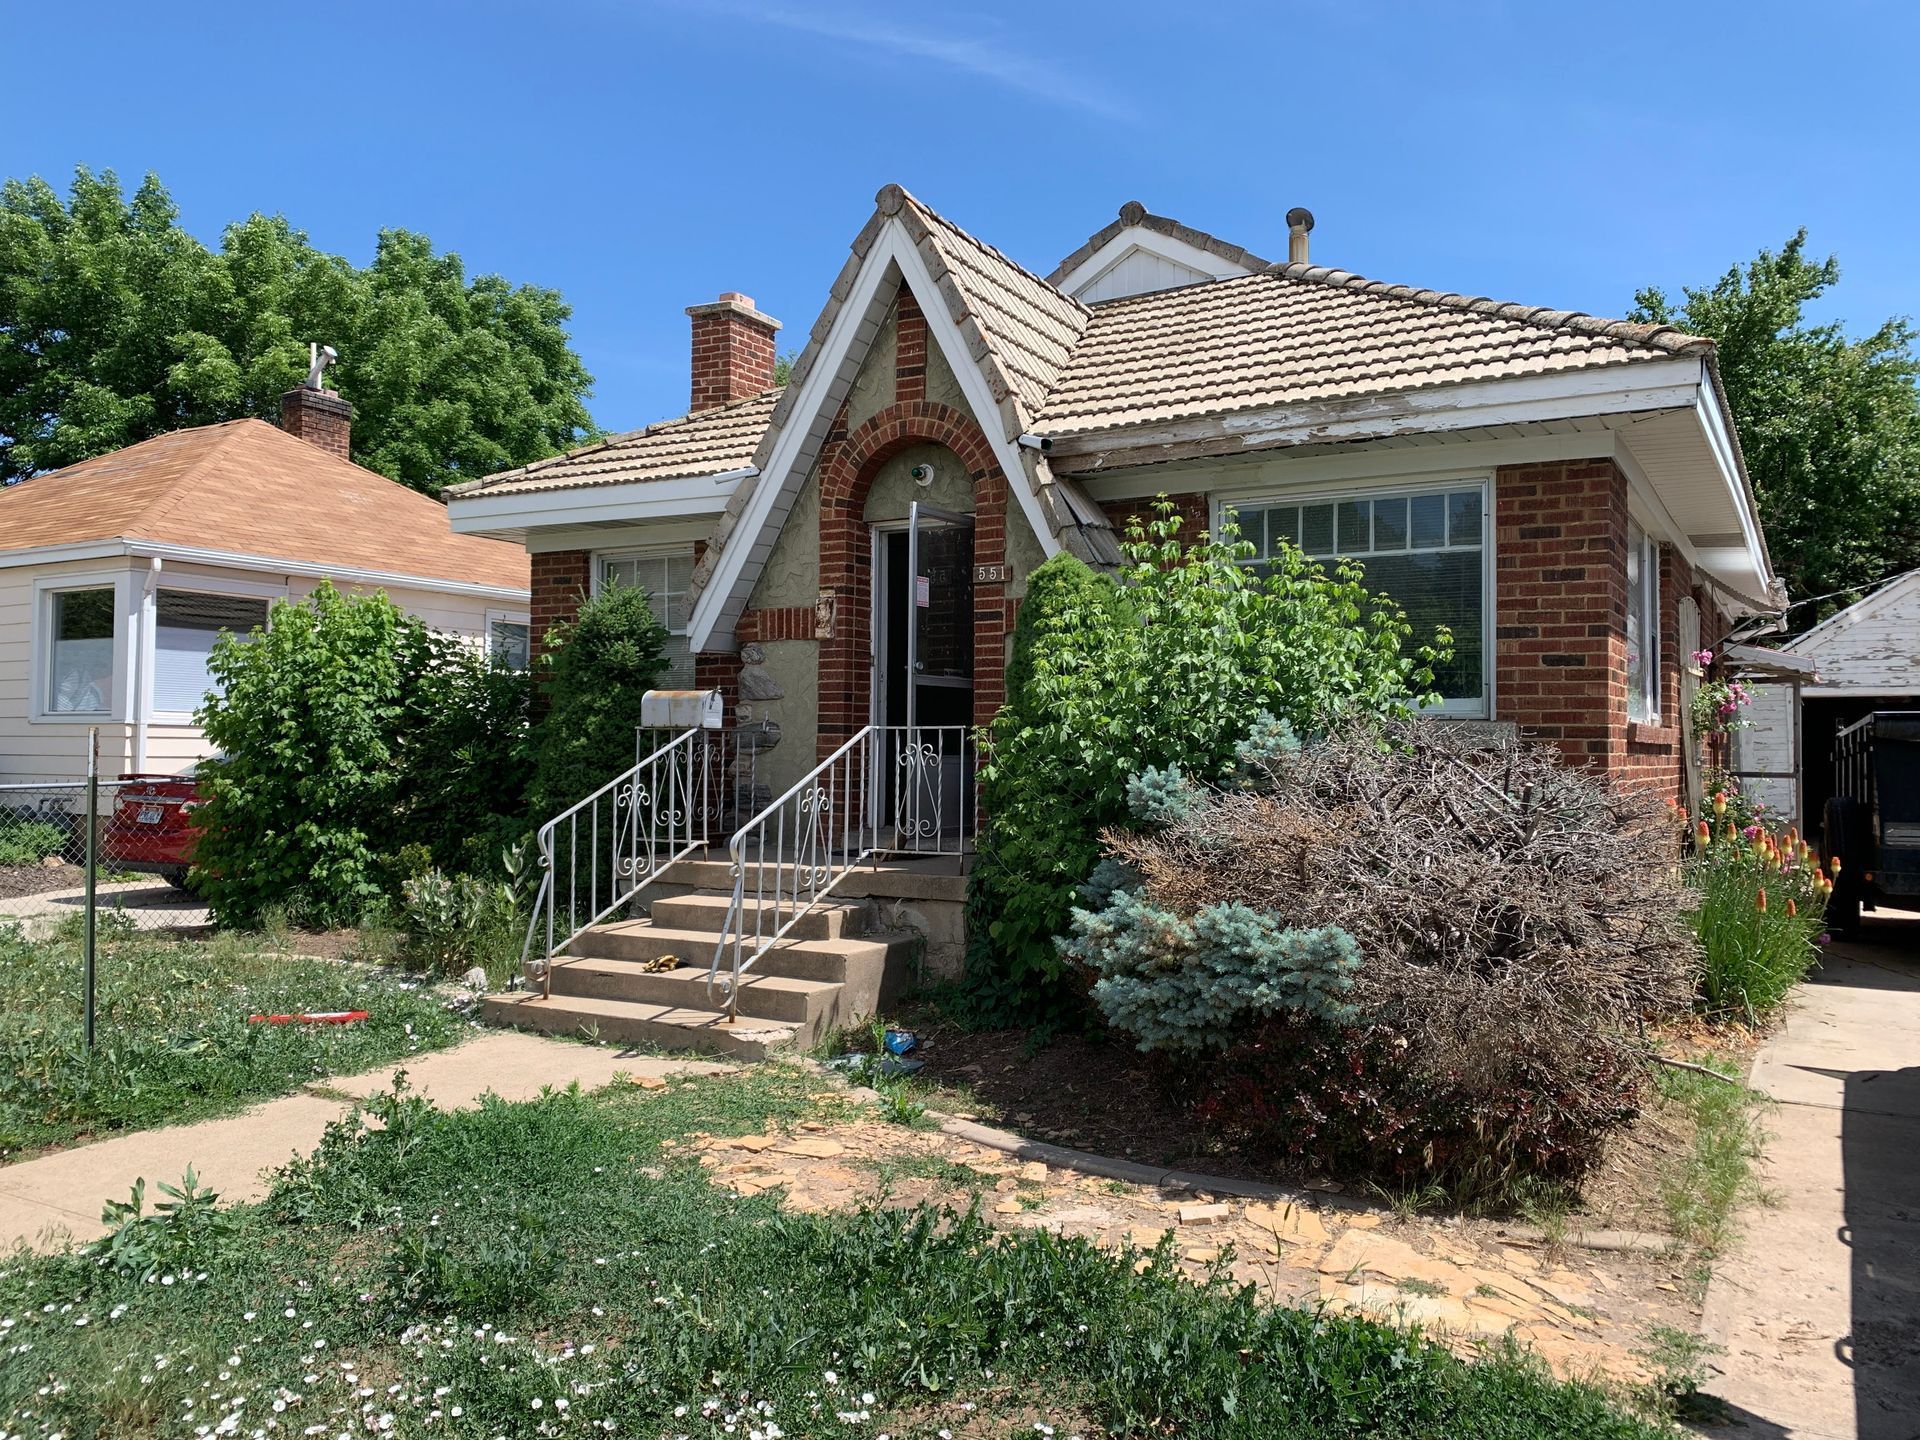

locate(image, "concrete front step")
[[549, 958, 841, 1028], [661, 855, 969, 903], [651, 891, 867, 940], [580, 921, 895, 987], [480, 991, 799, 1061]]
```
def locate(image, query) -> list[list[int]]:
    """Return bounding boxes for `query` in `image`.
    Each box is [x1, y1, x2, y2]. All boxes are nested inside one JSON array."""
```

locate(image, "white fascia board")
[[1056, 230, 1256, 299], [687, 221, 1062, 653], [447, 471, 745, 539], [0, 539, 132, 572], [1692, 379, 1771, 586]]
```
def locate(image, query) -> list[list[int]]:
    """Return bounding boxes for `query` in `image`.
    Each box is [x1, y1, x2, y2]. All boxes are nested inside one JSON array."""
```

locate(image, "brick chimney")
[[280, 344, 353, 458], [686, 292, 781, 412]]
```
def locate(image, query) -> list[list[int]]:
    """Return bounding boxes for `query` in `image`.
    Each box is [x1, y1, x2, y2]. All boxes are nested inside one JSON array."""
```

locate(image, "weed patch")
[[1, 1067, 1670, 1439], [0, 928, 466, 1159]]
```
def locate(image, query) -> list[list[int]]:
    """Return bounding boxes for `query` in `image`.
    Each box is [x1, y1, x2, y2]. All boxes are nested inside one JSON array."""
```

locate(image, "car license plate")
[[137, 805, 163, 824]]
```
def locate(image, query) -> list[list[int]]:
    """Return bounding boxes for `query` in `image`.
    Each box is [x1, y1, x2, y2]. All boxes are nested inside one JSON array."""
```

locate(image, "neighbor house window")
[[599, 551, 695, 687], [1626, 519, 1661, 723], [47, 587, 117, 714], [489, 617, 531, 671], [1227, 485, 1490, 715], [152, 590, 272, 715]]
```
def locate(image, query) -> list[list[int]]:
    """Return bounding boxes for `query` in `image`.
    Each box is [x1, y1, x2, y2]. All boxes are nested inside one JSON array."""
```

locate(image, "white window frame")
[[144, 574, 283, 723], [593, 545, 698, 687], [30, 568, 135, 724], [1627, 517, 1662, 725], [485, 608, 533, 671], [1212, 476, 1496, 719]]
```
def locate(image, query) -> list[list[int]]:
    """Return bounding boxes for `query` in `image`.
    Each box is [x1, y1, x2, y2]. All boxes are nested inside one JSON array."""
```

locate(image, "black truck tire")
[[1822, 795, 1866, 936]]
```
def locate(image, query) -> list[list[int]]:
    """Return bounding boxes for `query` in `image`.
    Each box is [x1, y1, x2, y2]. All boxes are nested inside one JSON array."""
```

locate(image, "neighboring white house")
[[0, 384, 530, 784], [1729, 568, 1920, 830]]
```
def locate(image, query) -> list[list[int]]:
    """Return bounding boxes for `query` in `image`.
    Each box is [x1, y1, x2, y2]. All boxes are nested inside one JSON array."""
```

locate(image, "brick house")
[[447, 186, 1777, 815]]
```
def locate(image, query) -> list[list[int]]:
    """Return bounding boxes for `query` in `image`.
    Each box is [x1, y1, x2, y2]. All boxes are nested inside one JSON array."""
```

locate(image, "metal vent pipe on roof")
[[1286, 207, 1314, 265]]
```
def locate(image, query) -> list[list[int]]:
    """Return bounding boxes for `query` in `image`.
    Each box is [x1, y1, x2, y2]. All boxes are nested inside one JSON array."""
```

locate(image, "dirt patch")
[[0, 862, 85, 900], [676, 1087, 1699, 1388], [279, 928, 366, 961], [903, 1017, 1320, 1187]]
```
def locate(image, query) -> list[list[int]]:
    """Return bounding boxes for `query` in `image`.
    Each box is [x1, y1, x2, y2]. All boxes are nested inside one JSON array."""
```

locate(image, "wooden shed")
[[1729, 569, 1920, 831]]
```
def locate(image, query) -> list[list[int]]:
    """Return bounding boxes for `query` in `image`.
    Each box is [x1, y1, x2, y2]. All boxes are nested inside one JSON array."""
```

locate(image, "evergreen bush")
[[967, 503, 1442, 1006], [526, 582, 670, 821]]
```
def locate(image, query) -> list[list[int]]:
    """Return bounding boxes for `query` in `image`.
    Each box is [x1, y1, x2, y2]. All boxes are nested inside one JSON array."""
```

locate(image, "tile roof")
[[1046, 200, 1269, 287], [0, 419, 528, 591], [1033, 263, 1712, 433], [448, 388, 780, 500], [897, 189, 1090, 424]]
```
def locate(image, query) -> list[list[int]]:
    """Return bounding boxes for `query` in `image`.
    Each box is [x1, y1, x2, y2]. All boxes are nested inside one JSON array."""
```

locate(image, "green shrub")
[[194, 583, 416, 927], [0, 819, 65, 867], [1687, 813, 1828, 1019], [396, 631, 534, 874], [527, 581, 669, 820], [399, 866, 523, 981], [194, 584, 534, 928], [969, 504, 1442, 1003]]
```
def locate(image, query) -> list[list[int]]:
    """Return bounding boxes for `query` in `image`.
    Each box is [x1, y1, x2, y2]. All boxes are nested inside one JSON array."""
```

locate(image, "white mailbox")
[[640, 688, 725, 730]]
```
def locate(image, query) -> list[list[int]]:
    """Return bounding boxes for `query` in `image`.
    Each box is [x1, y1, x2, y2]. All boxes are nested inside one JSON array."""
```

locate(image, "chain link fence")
[[0, 776, 212, 940]]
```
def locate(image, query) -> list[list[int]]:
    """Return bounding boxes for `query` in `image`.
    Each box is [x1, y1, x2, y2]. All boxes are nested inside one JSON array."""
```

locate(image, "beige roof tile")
[[0, 420, 528, 591], [1032, 263, 1711, 433], [448, 388, 780, 499]]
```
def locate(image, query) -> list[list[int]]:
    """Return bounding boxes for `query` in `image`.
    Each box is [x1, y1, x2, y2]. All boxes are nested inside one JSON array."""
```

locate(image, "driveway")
[[0, 874, 212, 937], [1701, 907, 1920, 1440]]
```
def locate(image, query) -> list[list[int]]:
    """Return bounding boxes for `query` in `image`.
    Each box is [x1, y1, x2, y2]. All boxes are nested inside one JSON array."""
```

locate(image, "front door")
[[875, 502, 974, 841]]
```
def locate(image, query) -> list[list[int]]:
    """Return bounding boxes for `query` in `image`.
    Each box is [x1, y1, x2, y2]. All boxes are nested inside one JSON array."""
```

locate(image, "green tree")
[[1633, 231, 1920, 626], [0, 167, 596, 492], [527, 583, 671, 822]]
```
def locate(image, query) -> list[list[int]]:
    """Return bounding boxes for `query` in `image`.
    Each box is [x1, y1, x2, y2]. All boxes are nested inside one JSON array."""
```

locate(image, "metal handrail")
[[521, 726, 718, 996], [707, 724, 975, 1020]]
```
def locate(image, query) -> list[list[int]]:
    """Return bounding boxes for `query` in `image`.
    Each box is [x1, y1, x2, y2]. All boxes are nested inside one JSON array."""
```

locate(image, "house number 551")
[[973, 563, 1007, 584]]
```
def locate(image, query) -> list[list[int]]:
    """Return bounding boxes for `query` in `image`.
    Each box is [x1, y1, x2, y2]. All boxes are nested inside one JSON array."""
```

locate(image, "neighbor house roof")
[[1032, 263, 1712, 433], [446, 387, 779, 501], [0, 418, 528, 592]]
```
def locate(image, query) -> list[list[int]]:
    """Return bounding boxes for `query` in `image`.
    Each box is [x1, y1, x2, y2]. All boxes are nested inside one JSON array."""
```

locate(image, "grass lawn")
[[0, 1067, 1671, 1439], [0, 924, 469, 1161]]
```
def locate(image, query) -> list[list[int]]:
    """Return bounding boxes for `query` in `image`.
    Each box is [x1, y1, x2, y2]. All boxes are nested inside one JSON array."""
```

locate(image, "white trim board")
[[687, 219, 1062, 653], [0, 538, 527, 603], [446, 470, 749, 540], [1054, 229, 1260, 302]]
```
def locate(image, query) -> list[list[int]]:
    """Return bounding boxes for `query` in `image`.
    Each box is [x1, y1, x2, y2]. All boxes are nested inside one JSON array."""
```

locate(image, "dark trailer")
[[1824, 710, 1920, 932]]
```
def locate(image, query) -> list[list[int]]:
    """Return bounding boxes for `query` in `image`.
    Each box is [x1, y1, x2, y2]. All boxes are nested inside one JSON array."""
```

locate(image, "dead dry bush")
[[1102, 720, 1698, 1197]]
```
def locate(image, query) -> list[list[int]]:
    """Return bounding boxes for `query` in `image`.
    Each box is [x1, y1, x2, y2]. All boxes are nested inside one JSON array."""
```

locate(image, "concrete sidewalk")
[[0, 1030, 728, 1251], [1701, 908, 1920, 1440]]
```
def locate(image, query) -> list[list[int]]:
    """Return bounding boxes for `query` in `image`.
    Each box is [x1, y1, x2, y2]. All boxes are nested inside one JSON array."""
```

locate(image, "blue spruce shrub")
[[1233, 714, 1302, 773], [1126, 765, 1198, 826], [1061, 889, 1360, 1052], [1078, 857, 1144, 908]]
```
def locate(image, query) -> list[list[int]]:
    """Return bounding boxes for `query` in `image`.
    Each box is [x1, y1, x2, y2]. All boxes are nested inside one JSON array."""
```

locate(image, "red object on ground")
[[246, 1010, 370, 1026], [102, 772, 203, 884]]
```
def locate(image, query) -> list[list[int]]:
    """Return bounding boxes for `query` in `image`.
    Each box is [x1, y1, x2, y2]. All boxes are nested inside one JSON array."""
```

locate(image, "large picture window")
[[47, 587, 117, 714], [600, 551, 695, 687], [1226, 484, 1489, 714], [1626, 519, 1661, 723], [153, 590, 272, 715]]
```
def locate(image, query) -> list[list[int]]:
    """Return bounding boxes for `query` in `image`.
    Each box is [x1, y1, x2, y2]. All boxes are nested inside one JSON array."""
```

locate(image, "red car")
[[102, 771, 204, 889]]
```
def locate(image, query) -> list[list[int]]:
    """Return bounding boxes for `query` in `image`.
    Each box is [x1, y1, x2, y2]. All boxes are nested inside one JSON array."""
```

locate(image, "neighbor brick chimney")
[[280, 345, 353, 459], [686, 292, 781, 412]]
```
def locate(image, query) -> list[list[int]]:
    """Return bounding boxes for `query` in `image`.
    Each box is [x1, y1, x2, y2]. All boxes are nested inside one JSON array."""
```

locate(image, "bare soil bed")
[[0, 862, 85, 900]]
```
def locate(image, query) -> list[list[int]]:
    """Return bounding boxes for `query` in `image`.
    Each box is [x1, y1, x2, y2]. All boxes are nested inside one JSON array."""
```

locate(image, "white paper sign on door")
[[915, 575, 930, 608]]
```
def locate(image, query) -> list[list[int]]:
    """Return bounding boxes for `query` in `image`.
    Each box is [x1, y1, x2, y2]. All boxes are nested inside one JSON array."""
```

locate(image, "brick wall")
[[279, 387, 353, 459], [1494, 458, 1727, 805], [1107, 491, 1210, 544], [529, 549, 592, 672]]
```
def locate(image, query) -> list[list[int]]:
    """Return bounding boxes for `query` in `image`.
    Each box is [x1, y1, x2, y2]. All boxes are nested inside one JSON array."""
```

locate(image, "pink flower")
[[1742, 824, 1762, 840], [1691, 649, 1715, 666]]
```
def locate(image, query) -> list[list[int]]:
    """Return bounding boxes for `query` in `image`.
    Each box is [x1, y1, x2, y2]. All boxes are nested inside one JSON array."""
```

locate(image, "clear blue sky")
[[6, 0, 1916, 432]]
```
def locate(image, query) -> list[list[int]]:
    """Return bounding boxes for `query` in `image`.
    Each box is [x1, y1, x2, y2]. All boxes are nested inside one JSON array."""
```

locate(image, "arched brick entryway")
[[816, 399, 1011, 759]]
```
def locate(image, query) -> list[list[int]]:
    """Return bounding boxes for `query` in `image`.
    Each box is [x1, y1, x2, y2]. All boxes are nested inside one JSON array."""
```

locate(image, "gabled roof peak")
[[1048, 201, 1270, 290]]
